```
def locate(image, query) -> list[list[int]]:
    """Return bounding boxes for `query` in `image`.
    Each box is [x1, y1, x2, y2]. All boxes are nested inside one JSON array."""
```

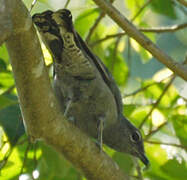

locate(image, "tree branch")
[[64, 0, 71, 8], [176, 0, 187, 7], [92, 0, 187, 81], [90, 22, 187, 46], [85, 0, 115, 43], [144, 140, 187, 150], [140, 23, 187, 33], [131, 0, 153, 22], [0, 0, 13, 45], [144, 121, 168, 140], [2, 0, 128, 179]]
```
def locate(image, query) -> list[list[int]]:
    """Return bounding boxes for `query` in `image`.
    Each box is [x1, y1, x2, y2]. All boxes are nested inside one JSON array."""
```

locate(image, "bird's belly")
[[58, 76, 118, 138]]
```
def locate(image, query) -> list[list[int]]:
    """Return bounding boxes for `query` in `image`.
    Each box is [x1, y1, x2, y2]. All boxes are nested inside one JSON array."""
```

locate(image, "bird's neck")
[[103, 123, 122, 151]]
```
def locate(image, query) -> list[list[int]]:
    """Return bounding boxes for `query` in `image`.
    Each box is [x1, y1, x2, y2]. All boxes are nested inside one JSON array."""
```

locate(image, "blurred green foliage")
[[0, 0, 187, 179]]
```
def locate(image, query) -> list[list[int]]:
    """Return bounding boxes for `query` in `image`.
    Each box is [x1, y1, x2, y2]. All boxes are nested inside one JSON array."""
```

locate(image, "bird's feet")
[[97, 116, 105, 152]]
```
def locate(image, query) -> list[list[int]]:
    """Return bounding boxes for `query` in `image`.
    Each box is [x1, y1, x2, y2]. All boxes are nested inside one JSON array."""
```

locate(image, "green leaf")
[[0, 104, 25, 145], [172, 115, 187, 147], [126, 0, 145, 18], [0, 147, 23, 179], [112, 152, 134, 174], [161, 159, 187, 179], [145, 173, 168, 180], [0, 45, 9, 64], [104, 46, 128, 86], [130, 106, 151, 126], [0, 58, 7, 71], [144, 144, 169, 180], [0, 72, 14, 89], [123, 104, 137, 117], [74, 8, 99, 38], [38, 143, 79, 180], [150, 0, 177, 19], [0, 95, 17, 110]]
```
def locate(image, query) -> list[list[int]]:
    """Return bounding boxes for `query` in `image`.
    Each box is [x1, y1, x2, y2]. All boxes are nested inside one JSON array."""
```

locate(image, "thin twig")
[[20, 141, 32, 175], [0, 85, 15, 96], [124, 75, 172, 98], [86, 12, 106, 43], [176, 0, 187, 7], [126, 37, 132, 79], [91, 0, 153, 46], [143, 58, 187, 135], [17, 138, 28, 145], [131, 0, 153, 22], [91, 23, 187, 46], [135, 160, 143, 180], [90, 32, 126, 46], [139, 75, 176, 129], [0, 149, 12, 170], [64, 0, 71, 8], [174, 0, 187, 15], [33, 142, 38, 170], [0, 136, 26, 170], [86, 0, 115, 43], [144, 121, 168, 140], [124, 82, 157, 98], [111, 36, 122, 73], [30, 0, 37, 12], [144, 140, 187, 150], [139, 23, 187, 33]]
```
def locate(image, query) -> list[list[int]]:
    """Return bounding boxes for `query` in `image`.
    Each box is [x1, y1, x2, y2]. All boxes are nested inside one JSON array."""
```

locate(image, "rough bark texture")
[[0, 0, 13, 45], [2, 0, 128, 179]]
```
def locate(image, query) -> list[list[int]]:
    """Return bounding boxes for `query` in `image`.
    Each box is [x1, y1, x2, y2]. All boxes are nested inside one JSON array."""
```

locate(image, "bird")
[[32, 9, 149, 166], [32, 10, 118, 151]]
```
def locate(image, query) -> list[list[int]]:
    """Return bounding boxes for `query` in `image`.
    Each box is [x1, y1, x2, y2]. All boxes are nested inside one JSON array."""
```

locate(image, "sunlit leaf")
[[104, 46, 128, 86], [0, 147, 22, 179], [144, 144, 169, 180], [74, 8, 99, 38], [130, 106, 151, 126], [0, 45, 9, 64], [0, 72, 14, 89]]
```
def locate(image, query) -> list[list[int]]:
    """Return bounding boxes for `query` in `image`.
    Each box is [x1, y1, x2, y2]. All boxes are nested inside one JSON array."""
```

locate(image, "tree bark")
[[2, 0, 128, 179]]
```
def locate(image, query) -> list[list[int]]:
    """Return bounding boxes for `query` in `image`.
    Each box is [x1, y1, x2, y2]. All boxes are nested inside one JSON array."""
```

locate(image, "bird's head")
[[32, 10, 60, 36], [104, 116, 149, 167], [51, 9, 74, 34], [32, 10, 63, 62]]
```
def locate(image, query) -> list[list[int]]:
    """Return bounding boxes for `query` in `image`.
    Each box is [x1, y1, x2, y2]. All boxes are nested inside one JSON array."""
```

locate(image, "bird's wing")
[[75, 33, 123, 114]]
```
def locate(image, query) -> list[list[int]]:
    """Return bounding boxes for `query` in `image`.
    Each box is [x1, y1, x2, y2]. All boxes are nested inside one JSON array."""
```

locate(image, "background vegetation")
[[0, 0, 187, 179]]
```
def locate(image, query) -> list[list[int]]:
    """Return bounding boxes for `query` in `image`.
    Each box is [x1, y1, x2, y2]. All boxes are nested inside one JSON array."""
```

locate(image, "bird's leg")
[[97, 116, 105, 151], [64, 98, 76, 124], [64, 98, 72, 117]]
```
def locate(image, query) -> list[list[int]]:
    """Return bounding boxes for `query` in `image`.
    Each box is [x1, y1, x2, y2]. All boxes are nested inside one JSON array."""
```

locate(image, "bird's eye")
[[68, 12, 72, 19], [65, 11, 72, 20], [59, 9, 72, 20], [130, 131, 141, 143]]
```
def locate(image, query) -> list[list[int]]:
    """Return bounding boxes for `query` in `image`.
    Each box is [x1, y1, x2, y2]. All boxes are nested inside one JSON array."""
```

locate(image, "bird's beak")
[[138, 152, 150, 167]]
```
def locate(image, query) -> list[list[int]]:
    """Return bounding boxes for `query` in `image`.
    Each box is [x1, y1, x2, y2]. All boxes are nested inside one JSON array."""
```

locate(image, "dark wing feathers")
[[75, 33, 123, 115]]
